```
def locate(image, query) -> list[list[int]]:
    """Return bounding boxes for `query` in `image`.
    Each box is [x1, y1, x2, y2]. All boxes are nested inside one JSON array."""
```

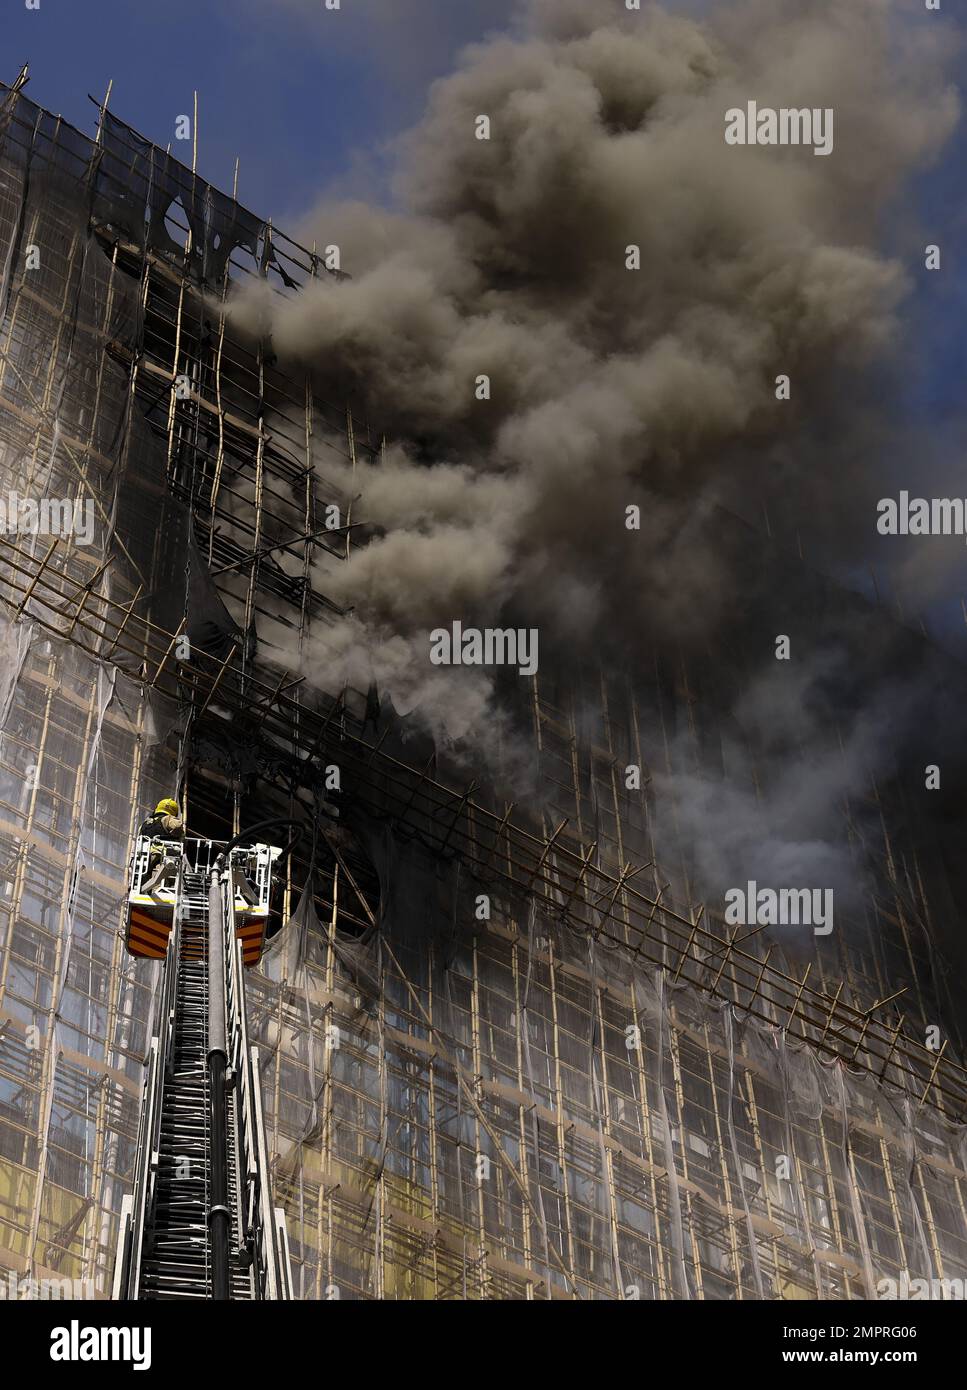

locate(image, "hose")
[[222, 816, 304, 860]]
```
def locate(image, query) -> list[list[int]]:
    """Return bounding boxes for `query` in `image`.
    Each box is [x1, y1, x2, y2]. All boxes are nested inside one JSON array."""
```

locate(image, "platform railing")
[[112, 857, 185, 1298]]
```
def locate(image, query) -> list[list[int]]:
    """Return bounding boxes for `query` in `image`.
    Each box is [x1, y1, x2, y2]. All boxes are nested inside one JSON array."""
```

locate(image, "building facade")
[[0, 81, 965, 1301]]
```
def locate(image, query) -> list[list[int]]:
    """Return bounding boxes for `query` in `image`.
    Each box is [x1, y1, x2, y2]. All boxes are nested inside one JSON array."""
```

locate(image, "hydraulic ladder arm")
[[113, 840, 292, 1300]]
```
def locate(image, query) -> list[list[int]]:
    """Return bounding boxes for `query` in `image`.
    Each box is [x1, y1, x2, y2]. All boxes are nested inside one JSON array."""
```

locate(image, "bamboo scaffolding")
[[1, 531, 965, 1123], [3, 78, 966, 1304]]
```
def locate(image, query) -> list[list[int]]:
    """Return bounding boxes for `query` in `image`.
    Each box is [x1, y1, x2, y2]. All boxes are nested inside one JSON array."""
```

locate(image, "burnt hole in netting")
[[163, 198, 190, 252]]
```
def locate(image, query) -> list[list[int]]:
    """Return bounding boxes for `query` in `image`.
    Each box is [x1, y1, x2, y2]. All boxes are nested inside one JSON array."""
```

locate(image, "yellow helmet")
[[155, 798, 179, 816]]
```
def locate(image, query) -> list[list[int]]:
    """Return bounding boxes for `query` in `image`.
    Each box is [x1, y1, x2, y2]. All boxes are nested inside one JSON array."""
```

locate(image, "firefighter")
[[138, 798, 185, 843], [137, 798, 185, 893]]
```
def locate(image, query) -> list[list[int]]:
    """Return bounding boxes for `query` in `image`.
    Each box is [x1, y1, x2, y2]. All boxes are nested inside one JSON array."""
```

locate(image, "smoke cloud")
[[229, 0, 961, 894]]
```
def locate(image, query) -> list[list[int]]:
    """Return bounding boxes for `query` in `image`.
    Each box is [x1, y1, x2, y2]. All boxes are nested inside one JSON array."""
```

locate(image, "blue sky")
[[3, 0, 514, 223], [6, 0, 965, 630], [8, 0, 959, 402]]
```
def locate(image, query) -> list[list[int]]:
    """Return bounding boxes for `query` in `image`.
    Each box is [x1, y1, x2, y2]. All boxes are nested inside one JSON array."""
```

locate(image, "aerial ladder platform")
[[112, 836, 292, 1300]]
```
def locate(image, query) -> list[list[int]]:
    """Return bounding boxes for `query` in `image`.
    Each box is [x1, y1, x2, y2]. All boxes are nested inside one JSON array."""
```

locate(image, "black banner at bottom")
[[2, 1295, 959, 1377]]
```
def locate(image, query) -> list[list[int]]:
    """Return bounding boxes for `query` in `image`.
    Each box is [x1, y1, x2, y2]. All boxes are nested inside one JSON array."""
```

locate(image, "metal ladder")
[[113, 853, 291, 1300]]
